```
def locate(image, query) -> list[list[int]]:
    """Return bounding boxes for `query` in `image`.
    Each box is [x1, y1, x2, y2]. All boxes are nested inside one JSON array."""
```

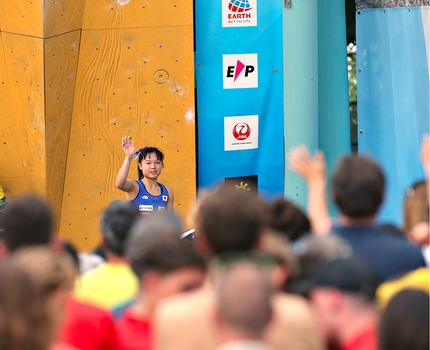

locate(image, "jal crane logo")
[[233, 123, 251, 140]]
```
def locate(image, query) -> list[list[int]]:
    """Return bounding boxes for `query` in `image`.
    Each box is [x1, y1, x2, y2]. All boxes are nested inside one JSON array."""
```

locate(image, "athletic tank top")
[[132, 180, 169, 213]]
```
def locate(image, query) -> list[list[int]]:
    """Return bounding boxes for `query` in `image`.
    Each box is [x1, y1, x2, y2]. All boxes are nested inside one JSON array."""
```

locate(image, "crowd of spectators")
[[0, 136, 428, 350]]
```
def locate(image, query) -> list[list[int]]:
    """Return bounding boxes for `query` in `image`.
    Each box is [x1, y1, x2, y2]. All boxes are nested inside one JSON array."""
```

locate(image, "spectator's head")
[[332, 155, 385, 219], [63, 241, 80, 275], [12, 247, 75, 337], [101, 200, 140, 256], [0, 195, 53, 252], [287, 235, 352, 295], [127, 212, 206, 313], [379, 289, 429, 350], [0, 261, 52, 350], [403, 181, 429, 245], [304, 256, 381, 348], [194, 185, 269, 256], [214, 260, 273, 340], [268, 198, 311, 242], [258, 232, 300, 291]]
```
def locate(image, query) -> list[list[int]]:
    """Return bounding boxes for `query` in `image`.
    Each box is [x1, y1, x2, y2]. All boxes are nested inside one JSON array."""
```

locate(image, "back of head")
[[216, 261, 272, 336], [288, 235, 353, 294], [195, 185, 269, 255], [1, 195, 53, 252], [101, 200, 140, 256], [379, 288, 429, 350], [293, 235, 353, 276], [11, 247, 75, 298], [127, 212, 205, 279], [268, 198, 311, 242], [332, 155, 385, 219], [0, 261, 52, 350], [304, 255, 381, 301]]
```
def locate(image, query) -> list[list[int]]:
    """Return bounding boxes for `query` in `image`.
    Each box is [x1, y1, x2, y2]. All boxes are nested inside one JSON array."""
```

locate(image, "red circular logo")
[[233, 123, 251, 140]]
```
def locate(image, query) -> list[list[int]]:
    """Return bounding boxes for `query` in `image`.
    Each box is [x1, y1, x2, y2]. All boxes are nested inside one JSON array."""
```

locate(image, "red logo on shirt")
[[162, 195, 168, 201]]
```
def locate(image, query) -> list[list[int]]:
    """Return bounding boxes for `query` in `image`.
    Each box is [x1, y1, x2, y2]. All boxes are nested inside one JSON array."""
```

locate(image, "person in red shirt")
[[116, 212, 206, 350], [302, 256, 381, 350], [59, 297, 120, 350]]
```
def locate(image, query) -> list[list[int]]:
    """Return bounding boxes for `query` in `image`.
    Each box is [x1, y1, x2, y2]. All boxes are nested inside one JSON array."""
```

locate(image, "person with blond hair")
[[0, 261, 52, 350], [12, 247, 77, 350]]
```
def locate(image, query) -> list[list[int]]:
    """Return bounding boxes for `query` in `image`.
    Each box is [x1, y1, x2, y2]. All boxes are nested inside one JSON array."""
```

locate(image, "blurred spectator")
[[116, 212, 206, 350], [59, 297, 120, 350], [402, 180, 429, 263], [303, 256, 381, 350], [192, 185, 269, 257], [74, 200, 140, 316], [213, 260, 274, 350], [287, 235, 352, 295], [78, 246, 106, 274], [259, 232, 300, 292], [287, 146, 330, 234], [0, 261, 52, 350], [11, 247, 77, 350], [0, 196, 120, 349], [288, 146, 426, 281], [403, 181, 429, 239], [376, 267, 429, 309], [59, 243, 120, 350], [0, 195, 53, 253], [155, 185, 324, 350], [378, 288, 429, 350], [330, 156, 426, 280], [268, 198, 311, 242]]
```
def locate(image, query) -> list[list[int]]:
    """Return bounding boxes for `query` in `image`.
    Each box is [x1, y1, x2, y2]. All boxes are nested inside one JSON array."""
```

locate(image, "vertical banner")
[[195, 0, 284, 198], [357, 7, 430, 224]]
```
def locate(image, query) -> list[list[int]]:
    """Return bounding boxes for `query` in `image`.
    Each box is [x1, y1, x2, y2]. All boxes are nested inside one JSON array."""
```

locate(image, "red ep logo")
[[233, 123, 251, 140]]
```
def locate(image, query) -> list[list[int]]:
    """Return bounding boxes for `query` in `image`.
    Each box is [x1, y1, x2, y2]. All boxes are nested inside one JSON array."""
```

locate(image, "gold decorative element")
[[235, 181, 250, 191]]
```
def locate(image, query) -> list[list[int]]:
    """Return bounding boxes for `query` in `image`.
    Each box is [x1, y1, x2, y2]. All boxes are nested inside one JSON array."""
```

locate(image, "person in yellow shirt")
[[74, 200, 140, 317]]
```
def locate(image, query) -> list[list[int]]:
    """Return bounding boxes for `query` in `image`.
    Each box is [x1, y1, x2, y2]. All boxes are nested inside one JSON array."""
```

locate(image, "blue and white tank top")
[[132, 180, 169, 213]]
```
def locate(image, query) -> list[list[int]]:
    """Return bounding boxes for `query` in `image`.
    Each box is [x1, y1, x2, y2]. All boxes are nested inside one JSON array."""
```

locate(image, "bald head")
[[216, 261, 273, 336]]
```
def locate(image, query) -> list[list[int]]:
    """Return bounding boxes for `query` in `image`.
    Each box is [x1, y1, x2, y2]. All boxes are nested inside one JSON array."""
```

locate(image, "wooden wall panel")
[[44, 30, 81, 229], [43, 0, 85, 37], [0, 33, 28, 194], [82, 0, 192, 30], [1, 32, 46, 196], [0, 0, 43, 37], [59, 25, 195, 251]]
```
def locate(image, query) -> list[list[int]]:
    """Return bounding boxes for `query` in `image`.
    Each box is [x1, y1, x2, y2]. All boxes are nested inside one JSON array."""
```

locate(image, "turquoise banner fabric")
[[357, 7, 429, 224]]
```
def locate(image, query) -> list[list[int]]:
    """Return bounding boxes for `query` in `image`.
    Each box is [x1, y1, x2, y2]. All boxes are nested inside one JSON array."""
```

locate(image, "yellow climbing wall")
[[0, 0, 196, 251]]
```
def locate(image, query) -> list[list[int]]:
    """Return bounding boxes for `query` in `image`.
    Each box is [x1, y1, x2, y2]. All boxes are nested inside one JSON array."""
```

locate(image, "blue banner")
[[357, 7, 430, 224], [195, 0, 284, 199]]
